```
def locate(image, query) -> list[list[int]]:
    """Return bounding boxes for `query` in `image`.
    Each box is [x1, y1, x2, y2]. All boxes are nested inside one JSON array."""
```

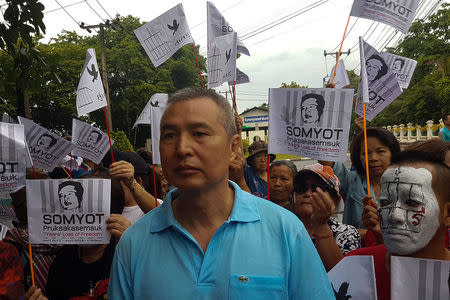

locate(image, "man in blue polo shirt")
[[108, 88, 335, 299]]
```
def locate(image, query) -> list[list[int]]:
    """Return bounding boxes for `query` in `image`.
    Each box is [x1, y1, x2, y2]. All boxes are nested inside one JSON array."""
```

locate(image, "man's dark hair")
[[367, 54, 388, 81], [350, 127, 401, 176], [164, 88, 237, 138], [393, 58, 405, 69], [58, 181, 84, 207], [88, 130, 102, 143], [390, 150, 450, 203], [443, 114, 450, 122], [38, 133, 57, 149], [300, 93, 325, 122]]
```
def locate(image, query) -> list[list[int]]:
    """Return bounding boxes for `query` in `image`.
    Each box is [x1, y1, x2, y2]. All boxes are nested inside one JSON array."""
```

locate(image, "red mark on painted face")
[[411, 207, 425, 226]]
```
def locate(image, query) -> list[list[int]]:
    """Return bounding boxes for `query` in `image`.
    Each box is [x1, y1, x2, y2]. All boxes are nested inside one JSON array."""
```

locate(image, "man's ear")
[[229, 134, 241, 162]]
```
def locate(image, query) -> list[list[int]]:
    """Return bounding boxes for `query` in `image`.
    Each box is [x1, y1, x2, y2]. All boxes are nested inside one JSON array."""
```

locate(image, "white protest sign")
[[18, 117, 74, 171], [330, 60, 350, 89], [76, 48, 107, 116], [328, 256, 377, 300], [350, 0, 420, 34], [268, 88, 353, 162], [134, 4, 194, 68], [72, 119, 113, 164], [229, 68, 250, 85], [27, 179, 111, 244], [151, 106, 167, 165], [391, 256, 450, 300], [207, 1, 250, 56], [355, 38, 402, 121], [0, 123, 26, 194], [133, 93, 168, 129], [207, 33, 237, 89], [381, 52, 417, 89]]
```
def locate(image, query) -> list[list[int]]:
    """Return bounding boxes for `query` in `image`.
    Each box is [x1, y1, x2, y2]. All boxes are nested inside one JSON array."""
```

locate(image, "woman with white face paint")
[[345, 150, 450, 300]]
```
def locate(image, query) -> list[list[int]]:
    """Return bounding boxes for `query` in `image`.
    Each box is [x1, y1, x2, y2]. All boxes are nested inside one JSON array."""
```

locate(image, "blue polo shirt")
[[108, 181, 335, 300]]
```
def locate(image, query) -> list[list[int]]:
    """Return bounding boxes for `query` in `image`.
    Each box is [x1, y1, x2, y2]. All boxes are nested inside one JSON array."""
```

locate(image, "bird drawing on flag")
[[167, 19, 179, 35], [225, 49, 231, 64], [150, 101, 159, 107], [333, 282, 352, 300], [87, 64, 98, 82]]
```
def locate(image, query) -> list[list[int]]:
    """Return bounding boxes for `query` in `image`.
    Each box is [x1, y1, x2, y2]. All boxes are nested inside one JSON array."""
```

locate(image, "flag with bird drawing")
[[134, 4, 194, 68], [207, 32, 237, 88], [207, 1, 250, 56], [328, 256, 377, 300], [133, 93, 169, 129], [76, 48, 107, 117], [229, 68, 250, 85]]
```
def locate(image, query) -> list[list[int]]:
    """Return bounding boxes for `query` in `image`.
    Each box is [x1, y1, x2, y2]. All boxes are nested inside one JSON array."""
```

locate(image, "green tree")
[[280, 81, 308, 88]]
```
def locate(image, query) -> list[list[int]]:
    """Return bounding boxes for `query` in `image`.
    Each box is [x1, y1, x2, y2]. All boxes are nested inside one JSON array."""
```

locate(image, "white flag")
[[207, 1, 250, 56], [133, 93, 169, 129], [328, 256, 377, 300], [330, 60, 350, 89], [71, 119, 113, 164], [355, 37, 403, 121], [229, 68, 250, 85], [27, 179, 111, 244], [18, 117, 74, 171], [350, 0, 420, 34], [381, 52, 417, 89], [151, 106, 167, 165], [207, 33, 237, 89], [76, 49, 107, 116], [268, 88, 354, 162], [0, 122, 26, 194], [2, 113, 16, 124], [134, 4, 194, 68], [391, 256, 450, 300]]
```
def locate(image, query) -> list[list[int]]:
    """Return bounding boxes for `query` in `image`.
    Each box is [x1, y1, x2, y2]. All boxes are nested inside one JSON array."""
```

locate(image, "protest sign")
[[134, 4, 194, 68], [0, 123, 27, 194], [330, 60, 350, 88], [133, 93, 168, 129], [150, 106, 167, 165], [229, 68, 250, 85], [207, 1, 249, 56], [0, 194, 17, 232], [328, 256, 377, 300], [391, 256, 450, 300], [350, 0, 420, 34], [76, 48, 107, 116], [268, 88, 353, 162], [18, 117, 74, 171], [355, 38, 402, 121], [27, 179, 111, 244], [381, 52, 417, 89], [207, 33, 237, 88], [72, 119, 113, 164]]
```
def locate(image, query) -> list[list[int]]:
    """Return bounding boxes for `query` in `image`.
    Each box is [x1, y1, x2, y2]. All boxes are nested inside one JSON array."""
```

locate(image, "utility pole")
[[323, 49, 351, 84], [80, 19, 123, 130]]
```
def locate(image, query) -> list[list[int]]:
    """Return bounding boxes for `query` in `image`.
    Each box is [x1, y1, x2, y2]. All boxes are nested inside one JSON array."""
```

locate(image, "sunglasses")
[[295, 183, 329, 194]]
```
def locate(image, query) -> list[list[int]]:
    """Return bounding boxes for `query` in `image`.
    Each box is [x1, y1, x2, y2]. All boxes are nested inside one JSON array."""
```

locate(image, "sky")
[[0, 0, 442, 113]]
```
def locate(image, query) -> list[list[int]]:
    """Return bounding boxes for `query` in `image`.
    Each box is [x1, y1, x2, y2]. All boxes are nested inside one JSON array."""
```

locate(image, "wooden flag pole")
[[152, 164, 159, 207], [362, 102, 371, 196], [28, 165, 40, 286], [330, 15, 352, 85], [191, 44, 205, 88], [232, 81, 237, 112], [103, 107, 115, 163]]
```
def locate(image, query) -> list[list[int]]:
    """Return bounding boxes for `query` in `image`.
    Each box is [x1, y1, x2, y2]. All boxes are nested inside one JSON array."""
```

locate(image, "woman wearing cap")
[[293, 164, 361, 271], [243, 141, 276, 199]]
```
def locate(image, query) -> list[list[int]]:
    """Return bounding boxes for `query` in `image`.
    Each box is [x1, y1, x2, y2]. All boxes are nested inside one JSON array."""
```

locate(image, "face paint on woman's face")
[[378, 166, 440, 255]]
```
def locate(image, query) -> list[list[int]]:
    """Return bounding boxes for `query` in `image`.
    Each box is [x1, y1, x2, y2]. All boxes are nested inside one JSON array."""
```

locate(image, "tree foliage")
[[280, 81, 308, 88], [371, 4, 449, 126]]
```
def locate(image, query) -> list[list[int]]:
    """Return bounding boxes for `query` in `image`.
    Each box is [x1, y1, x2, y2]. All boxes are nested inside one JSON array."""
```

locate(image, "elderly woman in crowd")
[[293, 163, 361, 271], [268, 160, 297, 210]]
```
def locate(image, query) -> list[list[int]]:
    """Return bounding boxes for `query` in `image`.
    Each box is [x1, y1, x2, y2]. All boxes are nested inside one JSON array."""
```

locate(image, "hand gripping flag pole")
[[330, 15, 352, 85]]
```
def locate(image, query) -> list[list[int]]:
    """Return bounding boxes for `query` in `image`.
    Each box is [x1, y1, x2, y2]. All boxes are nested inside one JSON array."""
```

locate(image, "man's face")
[[160, 97, 238, 191], [366, 58, 383, 82], [87, 132, 99, 144], [59, 185, 80, 210], [444, 115, 450, 127], [392, 59, 403, 72], [378, 166, 440, 255], [301, 98, 319, 124], [37, 136, 52, 149]]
